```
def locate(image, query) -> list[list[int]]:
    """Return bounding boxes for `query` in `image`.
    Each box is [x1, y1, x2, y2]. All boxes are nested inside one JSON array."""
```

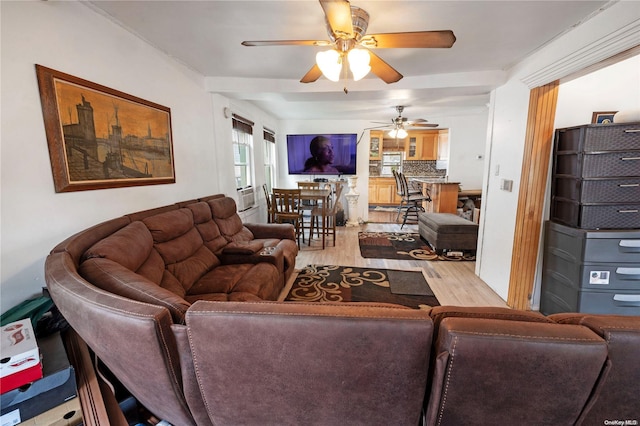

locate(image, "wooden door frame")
[[507, 81, 559, 310]]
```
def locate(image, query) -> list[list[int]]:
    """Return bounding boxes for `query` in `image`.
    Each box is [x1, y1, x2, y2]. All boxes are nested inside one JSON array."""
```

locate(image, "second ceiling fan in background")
[[372, 106, 439, 139], [242, 0, 456, 85]]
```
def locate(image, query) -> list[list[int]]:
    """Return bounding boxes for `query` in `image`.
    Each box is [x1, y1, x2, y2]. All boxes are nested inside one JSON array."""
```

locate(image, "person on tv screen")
[[303, 135, 339, 173]]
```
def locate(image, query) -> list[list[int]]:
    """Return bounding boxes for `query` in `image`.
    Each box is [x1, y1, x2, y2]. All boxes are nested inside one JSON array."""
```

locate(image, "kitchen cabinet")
[[369, 130, 383, 160], [369, 177, 400, 205], [405, 131, 438, 160]]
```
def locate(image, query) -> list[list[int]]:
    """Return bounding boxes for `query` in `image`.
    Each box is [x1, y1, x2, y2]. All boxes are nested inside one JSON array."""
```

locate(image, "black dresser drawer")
[[553, 177, 640, 203], [555, 151, 640, 178], [555, 122, 640, 152], [551, 198, 640, 229]]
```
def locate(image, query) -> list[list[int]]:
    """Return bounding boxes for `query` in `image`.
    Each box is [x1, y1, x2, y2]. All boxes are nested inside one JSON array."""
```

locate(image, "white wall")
[[555, 55, 640, 129], [441, 113, 488, 190], [477, 1, 640, 302], [0, 2, 218, 312]]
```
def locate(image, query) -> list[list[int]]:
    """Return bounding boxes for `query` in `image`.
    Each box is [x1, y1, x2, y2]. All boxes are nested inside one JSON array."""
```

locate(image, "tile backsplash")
[[403, 160, 447, 177], [369, 160, 446, 177]]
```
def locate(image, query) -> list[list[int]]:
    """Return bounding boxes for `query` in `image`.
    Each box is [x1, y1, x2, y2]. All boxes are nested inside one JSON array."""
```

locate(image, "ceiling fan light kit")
[[388, 127, 408, 139], [241, 0, 455, 88]]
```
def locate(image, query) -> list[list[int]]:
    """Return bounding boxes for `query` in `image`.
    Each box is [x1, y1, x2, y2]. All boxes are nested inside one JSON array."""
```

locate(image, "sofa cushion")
[[428, 306, 553, 342], [188, 263, 281, 301], [143, 208, 220, 293], [208, 197, 254, 242], [83, 221, 155, 273], [425, 317, 607, 425], [222, 241, 263, 255], [80, 258, 190, 324], [186, 202, 228, 254]]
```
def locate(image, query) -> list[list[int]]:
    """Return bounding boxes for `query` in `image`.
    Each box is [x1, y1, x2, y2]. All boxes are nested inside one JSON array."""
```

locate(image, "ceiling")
[[88, 0, 610, 123]]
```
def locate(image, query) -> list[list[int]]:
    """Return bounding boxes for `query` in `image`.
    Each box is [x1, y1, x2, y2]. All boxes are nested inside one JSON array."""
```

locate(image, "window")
[[263, 128, 276, 192], [232, 115, 254, 189]]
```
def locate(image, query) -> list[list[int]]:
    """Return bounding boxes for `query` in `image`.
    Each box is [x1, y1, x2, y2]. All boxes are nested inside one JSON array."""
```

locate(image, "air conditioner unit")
[[237, 186, 255, 211]]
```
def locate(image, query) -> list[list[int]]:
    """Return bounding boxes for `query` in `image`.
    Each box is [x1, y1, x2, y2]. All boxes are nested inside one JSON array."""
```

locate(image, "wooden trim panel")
[[507, 81, 559, 309]]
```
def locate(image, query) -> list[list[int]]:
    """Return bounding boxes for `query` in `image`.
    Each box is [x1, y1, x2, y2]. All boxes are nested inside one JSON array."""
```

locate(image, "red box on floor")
[[0, 319, 42, 394]]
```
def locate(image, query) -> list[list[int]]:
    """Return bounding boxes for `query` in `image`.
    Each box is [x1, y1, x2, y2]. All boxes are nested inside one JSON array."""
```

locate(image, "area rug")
[[358, 231, 475, 261], [285, 264, 439, 309]]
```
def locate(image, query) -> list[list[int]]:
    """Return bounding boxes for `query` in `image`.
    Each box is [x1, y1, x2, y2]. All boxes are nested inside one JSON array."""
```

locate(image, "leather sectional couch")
[[44, 195, 640, 425]]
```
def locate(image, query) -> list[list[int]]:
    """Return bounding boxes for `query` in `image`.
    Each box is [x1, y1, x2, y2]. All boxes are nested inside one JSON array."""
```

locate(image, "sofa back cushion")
[[425, 317, 608, 425], [82, 221, 163, 283], [551, 314, 640, 424], [208, 197, 254, 242], [186, 202, 228, 254], [143, 208, 219, 294], [79, 221, 190, 322], [186, 301, 433, 425]]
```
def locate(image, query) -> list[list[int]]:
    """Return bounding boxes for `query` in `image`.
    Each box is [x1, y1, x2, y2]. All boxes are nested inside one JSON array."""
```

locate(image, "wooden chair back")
[[272, 188, 302, 219], [262, 183, 274, 222]]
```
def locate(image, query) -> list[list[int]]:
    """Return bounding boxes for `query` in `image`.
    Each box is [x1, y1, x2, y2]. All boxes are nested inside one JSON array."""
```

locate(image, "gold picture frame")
[[591, 111, 617, 124], [36, 65, 175, 192]]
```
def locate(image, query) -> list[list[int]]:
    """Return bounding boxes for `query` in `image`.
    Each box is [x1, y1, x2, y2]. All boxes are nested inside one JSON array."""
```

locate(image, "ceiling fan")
[[241, 0, 456, 86], [371, 106, 439, 138]]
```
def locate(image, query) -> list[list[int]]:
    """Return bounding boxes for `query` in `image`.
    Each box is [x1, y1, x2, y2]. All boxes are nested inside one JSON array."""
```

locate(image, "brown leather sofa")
[[44, 197, 639, 425]]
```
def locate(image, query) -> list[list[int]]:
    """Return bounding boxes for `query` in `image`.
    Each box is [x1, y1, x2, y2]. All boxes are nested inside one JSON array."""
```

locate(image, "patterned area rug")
[[358, 232, 475, 261], [285, 264, 439, 309]]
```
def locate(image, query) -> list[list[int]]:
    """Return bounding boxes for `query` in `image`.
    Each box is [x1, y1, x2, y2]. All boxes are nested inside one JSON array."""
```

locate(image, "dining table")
[[299, 188, 331, 249]]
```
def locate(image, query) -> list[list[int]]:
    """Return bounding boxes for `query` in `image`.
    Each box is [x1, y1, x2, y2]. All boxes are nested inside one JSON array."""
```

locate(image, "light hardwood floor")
[[294, 215, 508, 308]]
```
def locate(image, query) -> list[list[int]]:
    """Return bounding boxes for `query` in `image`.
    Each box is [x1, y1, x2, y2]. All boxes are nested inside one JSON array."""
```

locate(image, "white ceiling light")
[[347, 48, 371, 81], [316, 48, 371, 82], [316, 50, 342, 82]]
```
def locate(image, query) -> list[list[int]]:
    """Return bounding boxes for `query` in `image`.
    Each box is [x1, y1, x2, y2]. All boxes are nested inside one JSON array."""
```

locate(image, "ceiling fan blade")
[[368, 51, 403, 83], [300, 64, 323, 83], [363, 30, 456, 49], [242, 40, 329, 47], [320, 0, 354, 39], [411, 123, 440, 128]]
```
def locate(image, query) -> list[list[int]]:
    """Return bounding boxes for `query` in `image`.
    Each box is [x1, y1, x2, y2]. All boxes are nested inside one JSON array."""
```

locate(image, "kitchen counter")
[[410, 179, 460, 214]]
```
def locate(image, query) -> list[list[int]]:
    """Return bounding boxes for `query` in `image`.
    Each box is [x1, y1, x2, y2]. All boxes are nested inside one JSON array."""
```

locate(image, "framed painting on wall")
[[591, 111, 617, 124], [36, 64, 175, 192]]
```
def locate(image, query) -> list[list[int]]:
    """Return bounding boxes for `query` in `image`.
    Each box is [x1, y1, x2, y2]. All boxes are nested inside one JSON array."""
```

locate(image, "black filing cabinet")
[[541, 221, 640, 315], [541, 122, 640, 315]]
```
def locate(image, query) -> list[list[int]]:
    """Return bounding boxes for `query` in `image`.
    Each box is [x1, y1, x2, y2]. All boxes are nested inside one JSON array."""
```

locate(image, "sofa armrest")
[[244, 222, 295, 241], [218, 245, 284, 272]]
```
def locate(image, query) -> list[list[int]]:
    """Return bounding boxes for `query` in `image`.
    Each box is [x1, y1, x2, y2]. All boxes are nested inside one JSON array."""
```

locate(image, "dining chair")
[[297, 181, 321, 241], [271, 188, 303, 246], [309, 183, 344, 246], [398, 172, 431, 229], [262, 183, 274, 223]]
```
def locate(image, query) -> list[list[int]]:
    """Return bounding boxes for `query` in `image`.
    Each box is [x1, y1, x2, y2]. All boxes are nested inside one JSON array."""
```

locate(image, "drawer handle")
[[621, 157, 640, 161], [619, 183, 640, 188], [613, 294, 640, 307], [618, 209, 639, 214], [616, 267, 640, 280], [620, 240, 640, 248], [623, 129, 640, 133]]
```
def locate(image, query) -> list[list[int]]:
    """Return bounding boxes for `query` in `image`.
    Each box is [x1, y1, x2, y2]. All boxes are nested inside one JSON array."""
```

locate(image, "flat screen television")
[[286, 133, 357, 175]]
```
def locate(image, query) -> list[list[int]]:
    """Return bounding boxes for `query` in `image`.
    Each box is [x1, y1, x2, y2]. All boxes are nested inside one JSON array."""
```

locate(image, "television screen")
[[286, 133, 357, 175]]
